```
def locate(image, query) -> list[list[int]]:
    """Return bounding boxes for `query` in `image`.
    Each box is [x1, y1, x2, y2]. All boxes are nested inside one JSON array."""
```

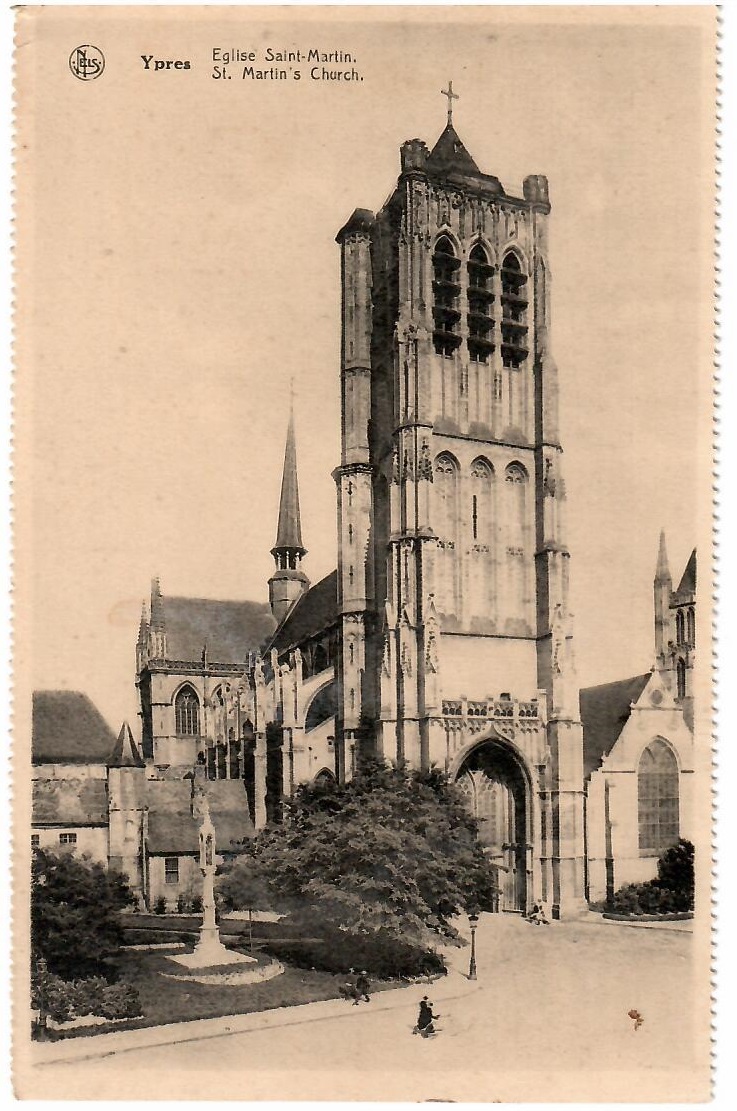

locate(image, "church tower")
[[335, 89, 585, 917], [269, 407, 310, 624]]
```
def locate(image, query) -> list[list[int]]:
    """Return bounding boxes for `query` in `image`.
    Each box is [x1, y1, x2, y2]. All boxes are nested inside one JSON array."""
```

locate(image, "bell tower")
[[334, 88, 586, 916], [268, 404, 309, 624]]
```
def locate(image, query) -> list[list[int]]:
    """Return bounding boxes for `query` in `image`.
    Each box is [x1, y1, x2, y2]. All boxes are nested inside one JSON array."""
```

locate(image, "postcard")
[[11, 5, 716, 1101]]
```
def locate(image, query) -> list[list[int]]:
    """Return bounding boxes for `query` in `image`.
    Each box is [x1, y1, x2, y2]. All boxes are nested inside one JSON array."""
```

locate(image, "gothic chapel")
[[132, 100, 593, 917]]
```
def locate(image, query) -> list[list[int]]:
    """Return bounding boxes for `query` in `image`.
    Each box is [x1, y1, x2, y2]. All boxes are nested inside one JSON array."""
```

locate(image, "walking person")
[[355, 970, 371, 1003], [413, 996, 439, 1038], [339, 967, 359, 1004]]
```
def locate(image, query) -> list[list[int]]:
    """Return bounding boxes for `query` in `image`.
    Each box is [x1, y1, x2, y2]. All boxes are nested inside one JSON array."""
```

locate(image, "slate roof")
[[162, 597, 276, 665], [268, 570, 338, 655], [675, 549, 697, 600], [108, 723, 145, 769], [32, 777, 108, 827], [425, 123, 503, 192], [32, 691, 117, 765], [579, 673, 651, 780], [145, 779, 253, 855], [273, 411, 305, 554]]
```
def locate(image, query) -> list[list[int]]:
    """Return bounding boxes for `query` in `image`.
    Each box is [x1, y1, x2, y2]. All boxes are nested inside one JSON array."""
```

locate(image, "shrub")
[[191, 895, 203, 913], [31, 849, 136, 981], [31, 969, 142, 1025], [609, 840, 695, 915], [153, 896, 168, 915], [264, 927, 446, 979]]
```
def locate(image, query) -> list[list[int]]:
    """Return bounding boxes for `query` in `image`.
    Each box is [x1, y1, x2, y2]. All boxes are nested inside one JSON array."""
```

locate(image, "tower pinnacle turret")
[[654, 529, 673, 663], [268, 404, 309, 623]]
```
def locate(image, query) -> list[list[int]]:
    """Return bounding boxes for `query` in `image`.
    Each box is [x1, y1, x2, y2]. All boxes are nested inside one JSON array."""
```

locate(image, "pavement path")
[[19, 914, 709, 1102]]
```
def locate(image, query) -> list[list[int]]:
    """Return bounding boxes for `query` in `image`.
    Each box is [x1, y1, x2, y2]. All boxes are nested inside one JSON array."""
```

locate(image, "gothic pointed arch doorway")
[[456, 738, 532, 914]]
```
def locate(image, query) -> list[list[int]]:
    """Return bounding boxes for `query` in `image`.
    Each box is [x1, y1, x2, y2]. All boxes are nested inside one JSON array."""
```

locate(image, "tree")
[[654, 838, 695, 910], [31, 849, 137, 981], [218, 757, 495, 968]]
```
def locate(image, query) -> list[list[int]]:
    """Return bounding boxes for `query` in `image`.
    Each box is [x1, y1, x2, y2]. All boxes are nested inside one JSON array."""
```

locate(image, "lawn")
[[48, 944, 401, 1040]]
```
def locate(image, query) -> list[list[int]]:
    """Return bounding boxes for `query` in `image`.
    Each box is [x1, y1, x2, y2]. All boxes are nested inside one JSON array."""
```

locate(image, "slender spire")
[[108, 722, 145, 769], [150, 577, 166, 629], [137, 600, 148, 646], [272, 402, 306, 558], [655, 530, 671, 583]]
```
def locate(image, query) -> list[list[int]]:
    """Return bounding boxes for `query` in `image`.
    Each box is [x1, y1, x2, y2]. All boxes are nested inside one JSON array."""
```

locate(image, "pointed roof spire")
[[150, 577, 166, 630], [107, 722, 145, 768], [272, 398, 306, 557], [655, 530, 671, 583], [676, 549, 697, 596], [137, 600, 148, 646]]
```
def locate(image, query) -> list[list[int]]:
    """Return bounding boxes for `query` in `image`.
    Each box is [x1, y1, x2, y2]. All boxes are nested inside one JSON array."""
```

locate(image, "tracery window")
[[469, 458, 494, 619], [500, 252, 529, 368], [467, 243, 495, 364], [175, 685, 200, 736], [434, 453, 460, 614], [676, 609, 685, 645], [687, 607, 695, 646], [676, 658, 687, 699], [432, 236, 462, 357], [505, 463, 529, 621], [638, 739, 679, 855]]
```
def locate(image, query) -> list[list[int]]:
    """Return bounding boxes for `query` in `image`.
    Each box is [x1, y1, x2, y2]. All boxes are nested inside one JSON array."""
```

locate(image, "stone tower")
[[655, 533, 696, 730], [269, 407, 310, 624], [334, 102, 585, 917], [107, 722, 146, 903]]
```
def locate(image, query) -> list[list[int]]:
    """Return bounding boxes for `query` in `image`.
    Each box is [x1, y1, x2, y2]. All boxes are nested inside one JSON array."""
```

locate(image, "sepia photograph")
[[11, 4, 716, 1101]]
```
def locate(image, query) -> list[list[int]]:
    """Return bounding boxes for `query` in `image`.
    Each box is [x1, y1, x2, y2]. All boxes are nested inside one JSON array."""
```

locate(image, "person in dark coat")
[[413, 996, 439, 1037], [339, 968, 359, 1003], [355, 971, 371, 1003]]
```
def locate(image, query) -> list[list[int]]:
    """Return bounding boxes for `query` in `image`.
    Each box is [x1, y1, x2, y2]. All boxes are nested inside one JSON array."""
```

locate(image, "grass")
[[47, 944, 401, 1040]]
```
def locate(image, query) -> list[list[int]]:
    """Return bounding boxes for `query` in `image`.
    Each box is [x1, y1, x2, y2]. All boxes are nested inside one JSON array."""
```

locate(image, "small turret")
[[107, 722, 146, 903], [136, 601, 148, 673], [654, 530, 673, 664], [268, 406, 309, 623], [149, 578, 167, 659], [108, 721, 146, 769]]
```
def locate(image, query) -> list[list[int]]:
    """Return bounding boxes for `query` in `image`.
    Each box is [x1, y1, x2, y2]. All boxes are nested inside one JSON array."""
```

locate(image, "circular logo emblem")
[[69, 45, 105, 81]]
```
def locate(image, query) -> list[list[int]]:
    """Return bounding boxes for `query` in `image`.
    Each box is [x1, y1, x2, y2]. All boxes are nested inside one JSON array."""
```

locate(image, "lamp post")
[[35, 957, 50, 1041], [468, 913, 479, 981]]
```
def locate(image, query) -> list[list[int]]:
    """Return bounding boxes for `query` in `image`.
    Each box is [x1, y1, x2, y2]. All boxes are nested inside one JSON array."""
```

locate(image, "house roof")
[[145, 779, 253, 854], [162, 596, 276, 665], [32, 777, 108, 827], [579, 673, 651, 779], [268, 570, 338, 655], [32, 691, 117, 765], [675, 549, 696, 600]]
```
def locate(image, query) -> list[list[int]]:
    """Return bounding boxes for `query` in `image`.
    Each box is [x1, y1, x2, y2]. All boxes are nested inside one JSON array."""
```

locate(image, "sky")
[[15, 5, 714, 737]]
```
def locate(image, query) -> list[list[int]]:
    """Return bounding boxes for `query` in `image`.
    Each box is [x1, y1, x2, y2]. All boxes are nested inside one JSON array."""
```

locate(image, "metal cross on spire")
[[441, 80, 459, 125]]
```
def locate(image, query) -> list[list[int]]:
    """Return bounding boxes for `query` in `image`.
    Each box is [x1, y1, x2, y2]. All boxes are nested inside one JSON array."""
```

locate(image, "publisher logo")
[[69, 46, 105, 81]]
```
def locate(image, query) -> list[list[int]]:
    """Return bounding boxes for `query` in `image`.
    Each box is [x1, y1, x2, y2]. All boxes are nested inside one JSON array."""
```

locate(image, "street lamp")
[[468, 912, 479, 981]]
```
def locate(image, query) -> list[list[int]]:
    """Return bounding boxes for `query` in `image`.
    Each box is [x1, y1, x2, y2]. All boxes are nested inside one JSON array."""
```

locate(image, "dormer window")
[[432, 236, 462, 356]]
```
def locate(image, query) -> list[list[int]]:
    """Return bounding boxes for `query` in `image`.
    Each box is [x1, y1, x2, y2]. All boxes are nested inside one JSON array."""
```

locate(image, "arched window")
[[175, 685, 200, 736], [505, 463, 529, 622], [434, 453, 460, 615], [467, 244, 494, 364], [638, 739, 679, 855], [676, 658, 687, 699], [432, 236, 462, 357], [676, 610, 685, 644], [687, 607, 695, 646], [469, 459, 494, 620], [500, 252, 529, 368]]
